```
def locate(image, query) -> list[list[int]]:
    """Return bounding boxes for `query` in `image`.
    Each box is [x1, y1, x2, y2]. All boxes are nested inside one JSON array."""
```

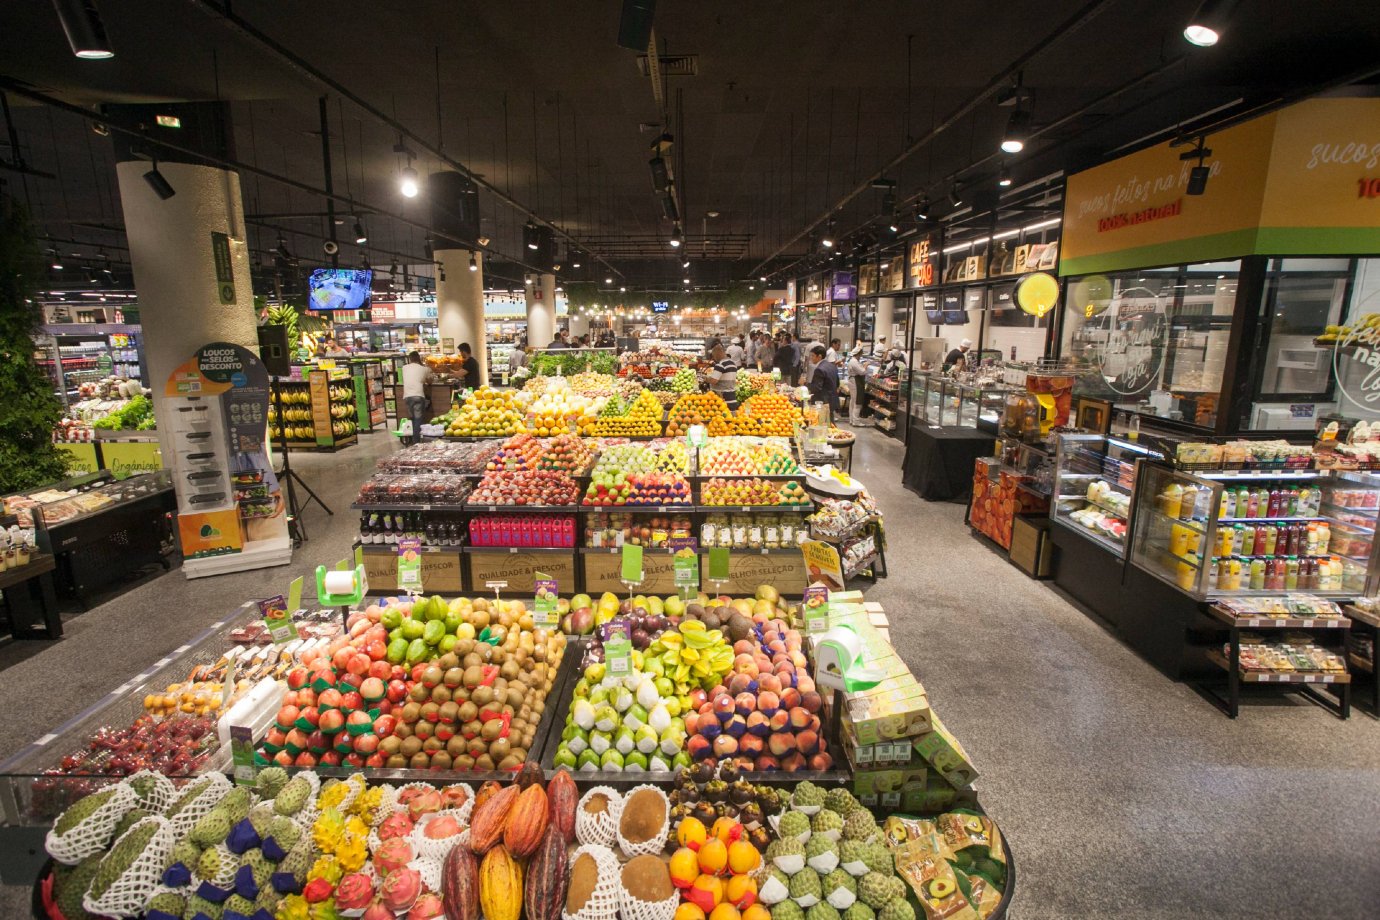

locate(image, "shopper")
[[457, 342, 483, 388], [806, 344, 839, 415], [508, 343, 528, 375], [401, 351, 432, 444], [826, 338, 841, 363], [772, 332, 795, 381], [706, 343, 740, 408], [791, 334, 804, 383], [744, 331, 760, 370], [944, 338, 972, 372], [726, 336, 745, 365], [846, 345, 869, 426]]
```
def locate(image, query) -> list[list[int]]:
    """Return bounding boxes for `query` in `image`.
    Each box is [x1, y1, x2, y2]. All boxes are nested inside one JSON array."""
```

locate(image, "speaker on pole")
[[258, 324, 292, 377]]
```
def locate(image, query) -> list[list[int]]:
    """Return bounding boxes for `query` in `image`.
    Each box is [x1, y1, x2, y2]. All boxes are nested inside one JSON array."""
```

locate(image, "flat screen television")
[[941, 310, 969, 325], [925, 310, 945, 324], [308, 268, 373, 311]]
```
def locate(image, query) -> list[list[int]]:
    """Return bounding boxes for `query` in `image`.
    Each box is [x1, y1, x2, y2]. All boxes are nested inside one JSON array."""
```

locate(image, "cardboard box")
[[841, 715, 926, 766], [844, 677, 933, 744], [912, 713, 980, 787]]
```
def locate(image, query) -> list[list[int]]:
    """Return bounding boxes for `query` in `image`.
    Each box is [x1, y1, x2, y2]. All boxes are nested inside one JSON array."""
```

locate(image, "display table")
[[903, 424, 993, 502], [0, 554, 60, 639]]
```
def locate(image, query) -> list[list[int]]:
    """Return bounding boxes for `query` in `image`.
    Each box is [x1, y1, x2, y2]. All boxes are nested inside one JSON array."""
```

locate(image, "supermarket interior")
[[3, 2, 1380, 919]]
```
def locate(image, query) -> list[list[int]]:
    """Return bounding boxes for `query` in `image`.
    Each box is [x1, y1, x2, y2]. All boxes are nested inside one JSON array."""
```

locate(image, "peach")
[[767, 711, 790, 733], [713, 734, 739, 759], [733, 654, 759, 675], [757, 675, 782, 696], [723, 715, 748, 738], [714, 695, 736, 722], [734, 693, 757, 716], [733, 639, 756, 656], [767, 732, 796, 757], [808, 752, 833, 771], [728, 674, 755, 696], [800, 691, 823, 714], [780, 688, 802, 710], [788, 707, 811, 730], [688, 735, 713, 760], [781, 752, 806, 772], [795, 730, 819, 755], [745, 712, 771, 737], [754, 754, 780, 771], [738, 734, 764, 758], [684, 712, 700, 735], [796, 675, 816, 695]]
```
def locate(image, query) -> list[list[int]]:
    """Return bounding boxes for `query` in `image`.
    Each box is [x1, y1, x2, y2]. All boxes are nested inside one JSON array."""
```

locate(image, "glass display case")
[[1129, 465, 1380, 599], [3, 470, 173, 530], [908, 373, 1011, 429], [1051, 434, 1164, 558], [956, 382, 1014, 431]]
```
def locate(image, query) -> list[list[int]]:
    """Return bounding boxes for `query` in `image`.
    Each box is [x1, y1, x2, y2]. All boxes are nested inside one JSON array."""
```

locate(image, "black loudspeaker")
[[429, 171, 481, 244], [618, 0, 656, 50], [258, 324, 292, 377]]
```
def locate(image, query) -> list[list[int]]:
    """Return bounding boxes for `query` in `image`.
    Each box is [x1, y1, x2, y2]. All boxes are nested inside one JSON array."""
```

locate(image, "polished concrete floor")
[[3, 426, 1379, 918]]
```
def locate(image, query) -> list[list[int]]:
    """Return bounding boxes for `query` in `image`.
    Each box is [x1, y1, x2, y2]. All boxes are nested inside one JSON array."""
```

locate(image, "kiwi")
[[619, 789, 667, 844], [567, 853, 598, 914], [400, 736, 423, 757], [622, 854, 674, 902], [410, 752, 431, 770], [472, 686, 494, 707], [583, 793, 609, 815]]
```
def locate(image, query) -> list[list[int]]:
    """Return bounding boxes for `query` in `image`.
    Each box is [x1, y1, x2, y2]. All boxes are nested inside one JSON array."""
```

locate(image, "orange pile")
[[666, 393, 732, 436]]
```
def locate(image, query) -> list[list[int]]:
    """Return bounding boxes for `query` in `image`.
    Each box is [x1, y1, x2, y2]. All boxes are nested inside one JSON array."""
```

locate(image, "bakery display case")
[[956, 381, 1015, 432], [1129, 465, 1380, 600], [1051, 434, 1164, 559]]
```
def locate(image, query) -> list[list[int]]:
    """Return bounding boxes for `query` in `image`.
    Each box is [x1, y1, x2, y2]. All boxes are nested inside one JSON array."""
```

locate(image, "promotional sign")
[[1332, 287, 1380, 416], [1016, 272, 1060, 318], [801, 540, 844, 590], [620, 543, 645, 583], [397, 537, 423, 593], [1091, 286, 1168, 397], [603, 620, 632, 676], [803, 583, 831, 635], [165, 342, 292, 576], [534, 576, 559, 629], [830, 271, 856, 302], [908, 237, 938, 288], [671, 539, 699, 594], [258, 593, 297, 645]]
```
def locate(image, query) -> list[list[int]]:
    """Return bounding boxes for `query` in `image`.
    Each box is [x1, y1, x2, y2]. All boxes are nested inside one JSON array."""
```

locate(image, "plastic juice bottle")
[[1161, 483, 1184, 518], [1245, 489, 1259, 518], [1237, 486, 1250, 516], [1220, 490, 1236, 519], [1286, 556, 1299, 589], [1170, 523, 1189, 557], [1264, 524, 1278, 555], [1234, 524, 1250, 555], [1249, 558, 1266, 590], [1270, 557, 1286, 590], [1179, 484, 1197, 521], [1268, 489, 1282, 517], [1228, 556, 1243, 591], [1301, 557, 1316, 589], [1253, 525, 1269, 556], [1206, 558, 1219, 591], [1218, 525, 1234, 557], [1286, 488, 1299, 516], [1305, 523, 1319, 555], [1329, 557, 1344, 590], [1317, 522, 1331, 553], [1177, 559, 1196, 591]]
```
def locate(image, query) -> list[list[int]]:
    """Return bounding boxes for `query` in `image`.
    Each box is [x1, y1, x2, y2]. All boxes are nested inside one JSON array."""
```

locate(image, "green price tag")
[[354, 545, 365, 569], [804, 583, 831, 635], [258, 594, 297, 645], [604, 623, 633, 676], [686, 424, 709, 449], [708, 546, 731, 581], [287, 576, 304, 615], [398, 538, 422, 593], [229, 725, 257, 786], [621, 544, 644, 582], [534, 575, 559, 629], [673, 550, 699, 592]]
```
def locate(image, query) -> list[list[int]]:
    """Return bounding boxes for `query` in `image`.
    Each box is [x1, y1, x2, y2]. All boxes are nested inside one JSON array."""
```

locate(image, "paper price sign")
[[686, 424, 709, 449], [603, 620, 633, 676], [397, 538, 423, 593], [803, 583, 831, 635], [534, 575, 559, 629], [620, 544, 645, 583], [258, 594, 297, 645], [229, 725, 257, 786]]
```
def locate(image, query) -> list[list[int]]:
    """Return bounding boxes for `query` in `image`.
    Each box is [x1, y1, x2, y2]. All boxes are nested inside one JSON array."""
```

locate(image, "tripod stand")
[[272, 376, 332, 546]]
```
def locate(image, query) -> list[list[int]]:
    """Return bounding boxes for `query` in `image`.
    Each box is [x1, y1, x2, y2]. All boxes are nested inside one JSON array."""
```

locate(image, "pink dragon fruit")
[[374, 836, 414, 875], [406, 789, 443, 821], [335, 872, 375, 911], [378, 811, 415, 841], [362, 901, 395, 920], [380, 867, 423, 912], [408, 892, 445, 920]]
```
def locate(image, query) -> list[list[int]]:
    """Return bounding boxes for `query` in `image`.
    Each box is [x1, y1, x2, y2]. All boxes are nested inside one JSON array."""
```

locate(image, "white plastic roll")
[[323, 570, 357, 595]]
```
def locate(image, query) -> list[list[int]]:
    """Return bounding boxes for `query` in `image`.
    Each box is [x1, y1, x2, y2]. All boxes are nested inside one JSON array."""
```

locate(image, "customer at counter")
[[401, 351, 433, 444], [807, 344, 839, 414], [706, 343, 740, 409]]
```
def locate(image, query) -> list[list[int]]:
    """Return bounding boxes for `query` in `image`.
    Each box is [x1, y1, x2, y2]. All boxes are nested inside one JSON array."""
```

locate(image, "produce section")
[[270, 369, 360, 450]]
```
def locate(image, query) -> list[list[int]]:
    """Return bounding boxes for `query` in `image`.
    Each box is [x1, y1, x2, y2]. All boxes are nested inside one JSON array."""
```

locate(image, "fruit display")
[[270, 379, 359, 443], [737, 394, 801, 437], [356, 473, 473, 507], [524, 388, 605, 436], [702, 479, 810, 508], [570, 371, 621, 398], [666, 393, 733, 437], [584, 471, 693, 508], [590, 389, 665, 437], [470, 514, 577, 547], [486, 432, 595, 475], [447, 386, 526, 437], [378, 440, 500, 474], [699, 438, 800, 477], [468, 469, 581, 507], [701, 514, 808, 549], [670, 367, 699, 394], [257, 594, 565, 772], [586, 512, 695, 548]]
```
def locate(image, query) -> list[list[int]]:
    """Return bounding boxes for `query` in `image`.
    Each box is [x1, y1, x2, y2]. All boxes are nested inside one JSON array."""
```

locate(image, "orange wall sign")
[[1061, 98, 1380, 276]]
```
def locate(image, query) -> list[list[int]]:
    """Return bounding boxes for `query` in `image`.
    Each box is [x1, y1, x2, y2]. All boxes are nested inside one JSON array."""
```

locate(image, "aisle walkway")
[[2, 428, 1378, 917]]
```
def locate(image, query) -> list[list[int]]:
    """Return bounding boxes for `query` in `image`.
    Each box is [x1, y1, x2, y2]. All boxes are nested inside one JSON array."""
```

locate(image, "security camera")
[[323, 240, 339, 255]]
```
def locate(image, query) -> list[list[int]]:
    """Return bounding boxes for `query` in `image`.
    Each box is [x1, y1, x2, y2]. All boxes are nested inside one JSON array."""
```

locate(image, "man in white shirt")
[[401, 351, 433, 444], [726, 336, 745, 365]]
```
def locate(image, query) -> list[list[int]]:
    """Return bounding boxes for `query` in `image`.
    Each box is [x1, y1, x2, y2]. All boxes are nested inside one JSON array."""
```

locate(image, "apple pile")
[[583, 470, 692, 507], [698, 437, 800, 476], [467, 468, 581, 506], [702, 477, 791, 507]]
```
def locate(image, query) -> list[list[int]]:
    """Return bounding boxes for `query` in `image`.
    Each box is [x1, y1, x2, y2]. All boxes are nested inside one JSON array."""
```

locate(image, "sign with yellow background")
[[1061, 98, 1380, 276], [177, 508, 243, 559]]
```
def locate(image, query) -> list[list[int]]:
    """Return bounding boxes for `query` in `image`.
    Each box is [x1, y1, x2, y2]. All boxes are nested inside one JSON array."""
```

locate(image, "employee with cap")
[[726, 335, 745, 365], [944, 338, 973, 372], [846, 344, 869, 426]]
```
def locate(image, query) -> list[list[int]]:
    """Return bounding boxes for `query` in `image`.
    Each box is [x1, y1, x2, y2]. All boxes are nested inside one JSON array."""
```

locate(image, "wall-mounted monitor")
[[307, 268, 373, 311]]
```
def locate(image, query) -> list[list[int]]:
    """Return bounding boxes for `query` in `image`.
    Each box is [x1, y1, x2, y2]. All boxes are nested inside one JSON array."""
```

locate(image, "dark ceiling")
[[2, 0, 1379, 295]]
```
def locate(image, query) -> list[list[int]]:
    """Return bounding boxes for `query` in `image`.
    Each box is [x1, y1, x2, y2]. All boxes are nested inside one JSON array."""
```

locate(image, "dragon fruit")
[[335, 873, 374, 911], [374, 837, 414, 875], [380, 867, 422, 912], [408, 892, 445, 919], [362, 901, 395, 920], [378, 812, 415, 841], [406, 789, 443, 821]]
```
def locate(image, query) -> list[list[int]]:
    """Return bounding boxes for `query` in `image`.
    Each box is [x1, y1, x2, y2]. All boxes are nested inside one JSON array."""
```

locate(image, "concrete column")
[[110, 104, 258, 465], [568, 313, 590, 339], [436, 248, 486, 384], [526, 273, 556, 347], [874, 297, 896, 351]]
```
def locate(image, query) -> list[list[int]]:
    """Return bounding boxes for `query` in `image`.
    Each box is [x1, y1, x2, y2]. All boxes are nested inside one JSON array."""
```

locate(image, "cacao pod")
[[503, 783, 549, 857], [546, 768, 578, 843], [479, 845, 523, 920], [441, 840, 479, 920], [514, 761, 544, 789], [474, 781, 504, 810], [469, 783, 520, 853], [523, 825, 568, 920]]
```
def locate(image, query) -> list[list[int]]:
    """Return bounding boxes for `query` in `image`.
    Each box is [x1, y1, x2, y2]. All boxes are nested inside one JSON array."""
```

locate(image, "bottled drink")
[[1268, 557, 1285, 590], [1238, 486, 1250, 517], [1246, 489, 1259, 518], [1286, 488, 1299, 516], [1285, 556, 1299, 590], [1268, 489, 1282, 517], [1253, 525, 1269, 556], [1218, 524, 1234, 557], [1236, 524, 1252, 555], [1249, 558, 1266, 590], [1263, 524, 1278, 556], [1228, 557, 1243, 591], [1220, 490, 1236, 519], [1180, 484, 1197, 521], [1317, 522, 1331, 554], [1206, 558, 1219, 592], [1306, 523, 1319, 556]]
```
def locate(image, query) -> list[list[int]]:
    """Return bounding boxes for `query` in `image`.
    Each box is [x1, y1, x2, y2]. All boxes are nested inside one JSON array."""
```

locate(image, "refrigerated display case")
[[1051, 434, 1164, 558], [1128, 466, 1380, 600]]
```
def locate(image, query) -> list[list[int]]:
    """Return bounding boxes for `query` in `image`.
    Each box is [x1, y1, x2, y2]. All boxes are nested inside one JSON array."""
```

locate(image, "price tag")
[[686, 423, 708, 449], [707, 546, 731, 582], [229, 725, 257, 786], [398, 538, 423, 593], [673, 547, 699, 592], [604, 621, 633, 676], [287, 576, 304, 615], [804, 583, 831, 634], [534, 575, 559, 630], [621, 544, 645, 583], [258, 594, 297, 645]]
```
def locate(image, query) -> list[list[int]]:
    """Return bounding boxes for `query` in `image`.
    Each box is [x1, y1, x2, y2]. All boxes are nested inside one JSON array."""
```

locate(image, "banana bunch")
[[649, 621, 735, 692], [1319, 314, 1380, 344], [274, 387, 312, 405]]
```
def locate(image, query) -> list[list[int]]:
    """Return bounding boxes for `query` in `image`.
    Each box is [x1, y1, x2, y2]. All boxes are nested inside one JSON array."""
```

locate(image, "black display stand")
[[272, 375, 332, 546], [902, 424, 993, 502]]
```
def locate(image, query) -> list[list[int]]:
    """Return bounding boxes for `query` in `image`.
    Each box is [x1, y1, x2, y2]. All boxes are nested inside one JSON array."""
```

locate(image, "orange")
[[676, 905, 707, 920], [742, 906, 771, 920], [677, 817, 709, 850], [726, 839, 760, 874]]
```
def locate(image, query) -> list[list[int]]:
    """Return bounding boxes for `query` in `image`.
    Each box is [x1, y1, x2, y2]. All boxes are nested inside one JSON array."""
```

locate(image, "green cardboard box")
[[912, 713, 980, 787]]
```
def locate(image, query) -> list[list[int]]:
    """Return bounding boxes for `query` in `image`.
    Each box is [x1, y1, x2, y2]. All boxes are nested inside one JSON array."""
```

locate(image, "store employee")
[[458, 342, 483, 388], [944, 338, 972, 372]]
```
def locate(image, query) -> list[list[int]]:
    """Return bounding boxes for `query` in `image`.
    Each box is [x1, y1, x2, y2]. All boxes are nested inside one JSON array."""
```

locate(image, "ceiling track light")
[[915, 198, 931, 221], [143, 157, 176, 200], [524, 222, 540, 250], [821, 220, 836, 249], [949, 187, 963, 208], [669, 226, 683, 248], [1181, 136, 1214, 195], [53, 0, 115, 59], [423, 237, 434, 260], [1000, 107, 1030, 154], [1184, 0, 1233, 46], [399, 165, 419, 198], [998, 171, 1013, 188], [469, 253, 478, 272], [353, 218, 368, 245]]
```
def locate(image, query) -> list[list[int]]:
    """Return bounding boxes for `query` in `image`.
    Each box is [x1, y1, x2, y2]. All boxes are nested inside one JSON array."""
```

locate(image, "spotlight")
[[399, 165, 419, 198], [887, 216, 900, 233], [353, 219, 367, 244], [52, 0, 114, 59], [821, 221, 835, 248], [1184, 0, 1232, 46], [682, 259, 691, 269], [949, 187, 963, 208], [1180, 137, 1213, 195], [469, 253, 478, 272], [524, 276, 532, 286], [998, 171, 1012, 188], [1000, 108, 1029, 154], [620, 286, 626, 292], [50, 250, 63, 270], [605, 276, 614, 284], [759, 275, 767, 282], [916, 199, 931, 221], [683, 277, 691, 285], [143, 160, 176, 199], [669, 226, 683, 248], [525, 222, 540, 250]]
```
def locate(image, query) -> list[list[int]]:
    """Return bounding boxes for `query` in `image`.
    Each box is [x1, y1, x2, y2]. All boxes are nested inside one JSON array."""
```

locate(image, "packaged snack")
[[892, 837, 979, 920]]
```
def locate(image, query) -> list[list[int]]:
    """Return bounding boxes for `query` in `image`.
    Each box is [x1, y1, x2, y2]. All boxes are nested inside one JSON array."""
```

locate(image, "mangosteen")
[[738, 801, 765, 828], [704, 779, 728, 803], [718, 761, 740, 783], [691, 801, 717, 825], [756, 787, 783, 815], [714, 801, 734, 819], [680, 784, 701, 804], [747, 826, 772, 851], [669, 803, 693, 823], [691, 762, 715, 785], [730, 780, 755, 806]]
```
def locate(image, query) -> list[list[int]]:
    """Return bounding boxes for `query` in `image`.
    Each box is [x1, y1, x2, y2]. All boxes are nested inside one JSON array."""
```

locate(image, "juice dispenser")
[[1025, 371, 1075, 435]]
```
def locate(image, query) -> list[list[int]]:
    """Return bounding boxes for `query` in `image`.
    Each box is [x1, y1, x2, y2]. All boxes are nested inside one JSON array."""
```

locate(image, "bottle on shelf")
[[1249, 557, 1266, 590], [1220, 490, 1236, 519], [1285, 555, 1299, 590]]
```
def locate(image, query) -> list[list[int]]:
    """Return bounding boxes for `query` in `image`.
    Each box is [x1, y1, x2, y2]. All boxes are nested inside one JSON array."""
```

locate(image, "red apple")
[[373, 714, 397, 737], [354, 733, 380, 754], [347, 653, 371, 677], [319, 709, 346, 734], [273, 749, 294, 767], [340, 691, 364, 712], [361, 677, 386, 702], [343, 753, 365, 768], [364, 752, 386, 768], [293, 751, 317, 768], [319, 751, 342, 766], [368, 658, 392, 678]]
